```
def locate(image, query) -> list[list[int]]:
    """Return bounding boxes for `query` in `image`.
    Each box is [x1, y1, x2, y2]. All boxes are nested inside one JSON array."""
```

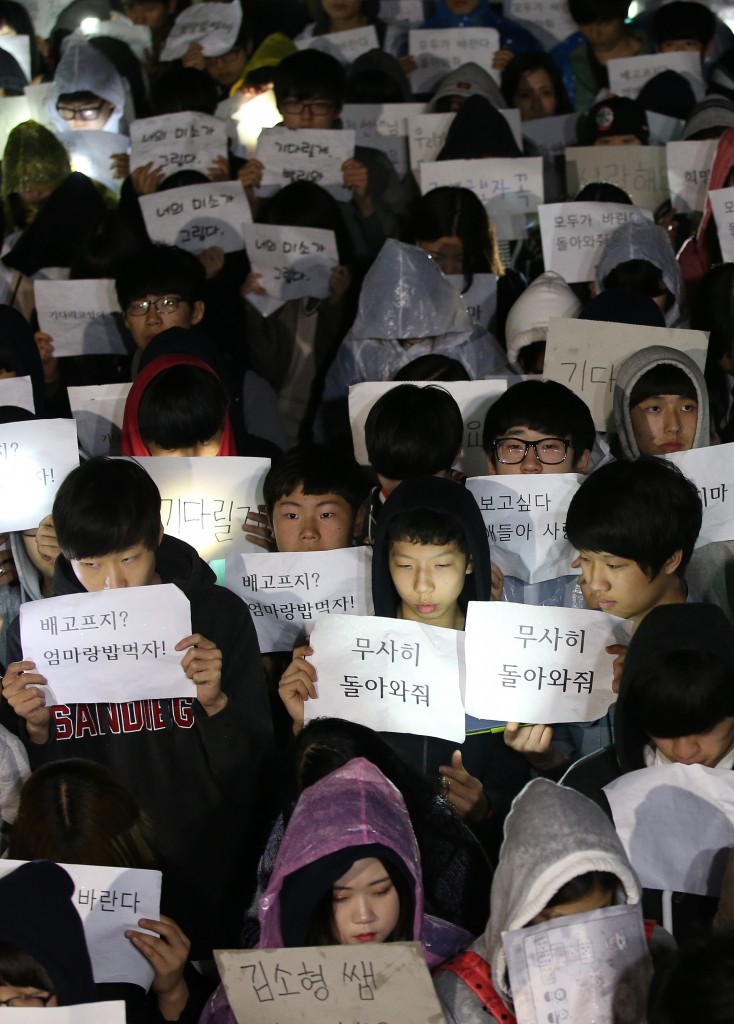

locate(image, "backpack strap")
[[435, 951, 516, 1023]]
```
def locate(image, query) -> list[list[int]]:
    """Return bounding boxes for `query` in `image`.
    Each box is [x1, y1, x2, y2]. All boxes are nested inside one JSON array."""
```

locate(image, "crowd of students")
[[0, 0, 734, 1020]]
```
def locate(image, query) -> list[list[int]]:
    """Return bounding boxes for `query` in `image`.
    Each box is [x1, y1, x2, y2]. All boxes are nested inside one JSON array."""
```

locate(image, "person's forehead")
[[500, 425, 571, 439], [276, 489, 350, 508], [75, 544, 152, 560]]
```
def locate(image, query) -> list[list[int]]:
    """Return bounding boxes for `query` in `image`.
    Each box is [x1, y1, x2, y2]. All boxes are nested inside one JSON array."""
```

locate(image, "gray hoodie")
[[427, 62, 506, 112], [613, 344, 710, 460], [435, 778, 642, 1022], [596, 214, 684, 327], [48, 42, 127, 134]]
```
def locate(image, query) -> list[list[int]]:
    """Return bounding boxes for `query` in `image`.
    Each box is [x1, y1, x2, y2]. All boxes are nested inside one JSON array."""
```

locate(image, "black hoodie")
[[4, 534, 273, 956], [371, 476, 530, 860], [563, 602, 734, 938]]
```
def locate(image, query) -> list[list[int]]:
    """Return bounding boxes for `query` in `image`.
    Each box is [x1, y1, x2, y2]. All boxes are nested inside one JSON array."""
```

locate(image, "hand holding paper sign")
[[126, 915, 191, 1021], [504, 721, 566, 774], [278, 643, 317, 733], [0, 659, 51, 744], [438, 749, 488, 822], [342, 157, 372, 214], [176, 633, 225, 715]]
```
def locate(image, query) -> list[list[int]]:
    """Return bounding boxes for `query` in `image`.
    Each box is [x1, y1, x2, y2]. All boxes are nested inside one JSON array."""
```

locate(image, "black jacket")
[[4, 535, 273, 955]]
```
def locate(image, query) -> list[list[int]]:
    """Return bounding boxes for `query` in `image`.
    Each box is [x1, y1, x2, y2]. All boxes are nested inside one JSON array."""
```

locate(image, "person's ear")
[[574, 448, 592, 474], [158, 522, 165, 546], [663, 549, 683, 576], [705, 38, 715, 58], [485, 453, 496, 475], [465, 556, 473, 576], [190, 300, 205, 325]]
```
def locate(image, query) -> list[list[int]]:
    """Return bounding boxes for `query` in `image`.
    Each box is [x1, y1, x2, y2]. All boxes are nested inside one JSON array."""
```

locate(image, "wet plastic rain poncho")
[[48, 42, 127, 133], [198, 758, 472, 1024], [435, 778, 642, 1023], [595, 213, 685, 328], [613, 344, 709, 460], [321, 239, 509, 405]]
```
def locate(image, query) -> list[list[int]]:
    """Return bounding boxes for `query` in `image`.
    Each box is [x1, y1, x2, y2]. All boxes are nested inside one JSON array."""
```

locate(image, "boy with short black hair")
[[362, 384, 464, 542], [115, 244, 206, 357], [652, 0, 716, 58], [238, 49, 407, 264], [279, 476, 531, 854], [262, 443, 368, 553], [566, 457, 702, 628], [483, 379, 595, 477], [0, 457, 272, 955]]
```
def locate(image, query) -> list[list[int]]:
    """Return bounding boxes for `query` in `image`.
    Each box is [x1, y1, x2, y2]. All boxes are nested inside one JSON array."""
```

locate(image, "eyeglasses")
[[125, 296, 183, 317], [280, 99, 336, 116], [493, 437, 574, 465], [0, 992, 55, 1008], [56, 101, 106, 122]]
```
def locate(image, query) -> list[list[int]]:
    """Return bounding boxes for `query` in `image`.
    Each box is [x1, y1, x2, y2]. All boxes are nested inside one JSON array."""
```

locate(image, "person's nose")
[[520, 444, 543, 474], [664, 408, 682, 434], [353, 895, 377, 924], [103, 568, 127, 590], [145, 302, 163, 325], [298, 514, 319, 539], [587, 563, 610, 593], [414, 565, 434, 596]]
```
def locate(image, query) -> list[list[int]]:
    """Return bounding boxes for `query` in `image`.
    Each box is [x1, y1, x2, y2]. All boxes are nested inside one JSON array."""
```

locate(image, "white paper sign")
[[464, 602, 631, 723], [408, 111, 455, 172], [215, 942, 445, 1024], [608, 50, 703, 101], [0, 35, 30, 82], [35, 279, 127, 357], [304, 614, 466, 742], [225, 547, 374, 651], [605, 764, 734, 897], [130, 112, 228, 178], [544, 317, 709, 432], [59, 130, 129, 196], [348, 378, 507, 476], [342, 102, 425, 179], [446, 272, 497, 330], [243, 224, 338, 317], [161, 1, 242, 60], [256, 126, 355, 202], [139, 181, 252, 254], [538, 202, 653, 284], [0, 860, 161, 989], [664, 443, 734, 546], [133, 456, 270, 562], [420, 156, 544, 241], [67, 382, 132, 457], [503, 905, 650, 1024], [75, 18, 153, 62], [522, 112, 578, 163], [564, 145, 669, 213], [23, 81, 54, 127], [0, 419, 79, 532], [666, 139, 715, 215], [466, 473, 582, 583], [0, 95, 31, 154], [0, 1004, 126, 1023], [709, 186, 734, 262], [20, 584, 194, 705], [15, 0, 69, 39], [408, 28, 500, 93], [297, 25, 380, 65], [506, 0, 576, 47], [0, 375, 34, 413], [647, 110, 684, 147]]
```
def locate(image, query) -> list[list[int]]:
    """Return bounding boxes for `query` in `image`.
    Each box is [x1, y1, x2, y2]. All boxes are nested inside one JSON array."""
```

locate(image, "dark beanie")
[[637, 70, 696, 121], [652, 1, 715, 46], [583, 97, 649, 144], [437, 94, 521, 159], [0, 861, 96, 1006]]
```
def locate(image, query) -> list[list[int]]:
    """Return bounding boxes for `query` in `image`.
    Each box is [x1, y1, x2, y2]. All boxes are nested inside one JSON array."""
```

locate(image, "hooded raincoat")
[[435, 778, 645, 1023], [504, 270, 581, 373], [48, 43, 127, 133], [199, 758, 472, 1024], [595, 213, 685, 327], [320, 239, 509, 408]]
